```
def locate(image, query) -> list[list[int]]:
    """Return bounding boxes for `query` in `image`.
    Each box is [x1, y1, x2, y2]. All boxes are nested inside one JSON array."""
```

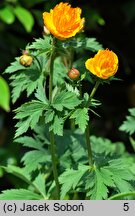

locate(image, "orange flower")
[[43, 2, 84, 40], [85, 49, 118, 79]]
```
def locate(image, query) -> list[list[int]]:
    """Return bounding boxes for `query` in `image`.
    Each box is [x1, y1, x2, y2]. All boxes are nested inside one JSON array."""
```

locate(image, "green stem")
[[69, 48, 76, 131], [108, 192, 135, 200], [70, 119, 75, 132], [85, 124, 93, 167], [33, 56, 42, 72], [50, 130, 60, 199], [69, 47, 74, 69], [85, 80, 100, 167], [49, 47, 60, 200], [49, 53, 55, 102], [79, 81, 82, 98], [86, 80, 100, 108]]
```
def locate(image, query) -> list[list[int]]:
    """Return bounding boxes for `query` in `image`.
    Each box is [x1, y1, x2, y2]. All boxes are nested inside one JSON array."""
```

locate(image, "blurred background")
[[0, 0, 135, 191]]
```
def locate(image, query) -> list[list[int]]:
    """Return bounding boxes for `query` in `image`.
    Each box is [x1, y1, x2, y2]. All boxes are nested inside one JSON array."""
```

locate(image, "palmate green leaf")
[[0, 76, 10, 112], [49, 115, 64, 136], [86, 157, 135, 200], [15, 118, 31, 138], [58, 131, 125, 170], [33, 123, 50, 145], [2, 166, 46, 198], [129, 108, 135, 117], [55, 129, 72, 157], [52, 90, 81, 111], [60, 37, 84, 49], [0, 189, 42, 200], [14, 6, 34, 32], [70, 108, 89, 132], [45, 109, 55, 124], [73, 58, 88, 77], [35, 84, 48, 103], [99, 168, 115, 187], [4, 58, 26, 74], [59, 149, 72, 169], [113, 178, 133, 193], [5, 56, 45, 103], [2, 165, 47, 198], [91, 136, 125, 155], [120, 116, 135, 135], [5, 53, 47, 74], [14, 100, 48, 137], [8, 54, 48, 103], [10, 74, 26, 103], [119, 108, 135, 135], [55, 129, 87, 167], [33, 173, 47, 199], [10, 65, 45, 103], [15, 101, 48, 119], [15, 136, 44, 150], [85, 38, 103, 51], [86, 169, 110, 200], [105, 159, 135, 193], [14, 73, 44, 103], [107, 158, 135, 181], [65, 83, 80, 96], [69, 134, 87, 164], [52, 86, 59, 101], [60, 165, 89, 199], [60, 36, 103, 52], [2, 165, 31, 185], [27, 36, 52, 53], [21, 149, 51, 173]]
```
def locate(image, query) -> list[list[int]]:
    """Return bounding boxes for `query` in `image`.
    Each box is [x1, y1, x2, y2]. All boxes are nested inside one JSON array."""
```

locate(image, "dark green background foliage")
[[0, 0, 135, 199]]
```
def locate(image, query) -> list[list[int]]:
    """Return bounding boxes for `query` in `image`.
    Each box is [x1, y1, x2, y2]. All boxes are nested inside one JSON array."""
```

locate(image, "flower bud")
[[68, 68, 80, 80], [22, 50, 30, 55], [43, 25, 50, 35], [19, 54, 33, 67]]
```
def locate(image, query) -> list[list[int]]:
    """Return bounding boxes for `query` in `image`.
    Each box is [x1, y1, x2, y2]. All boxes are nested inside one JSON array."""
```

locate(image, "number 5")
[[123, 203, 129, 211]]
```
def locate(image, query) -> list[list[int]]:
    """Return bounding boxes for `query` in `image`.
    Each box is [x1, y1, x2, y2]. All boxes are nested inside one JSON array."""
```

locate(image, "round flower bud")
[[68, 68, 80, 80], [85, 49, 118, 79], [19, 54, 33, 67]]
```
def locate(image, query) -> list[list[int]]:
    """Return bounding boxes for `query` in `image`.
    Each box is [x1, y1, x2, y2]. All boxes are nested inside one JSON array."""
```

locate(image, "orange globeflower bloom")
[[43, 2, 84, 40], [85, 49, 118, 79]]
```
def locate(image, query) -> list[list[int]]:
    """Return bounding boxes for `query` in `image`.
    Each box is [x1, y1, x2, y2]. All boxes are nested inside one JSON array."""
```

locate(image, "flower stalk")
[[85, 124, 93, 167], [49, 46, 60, 200], [33, 56, 42, 72], [86, 80, 100, 108], [49, 52, 55, 102], [85, 80, 100, 167]]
